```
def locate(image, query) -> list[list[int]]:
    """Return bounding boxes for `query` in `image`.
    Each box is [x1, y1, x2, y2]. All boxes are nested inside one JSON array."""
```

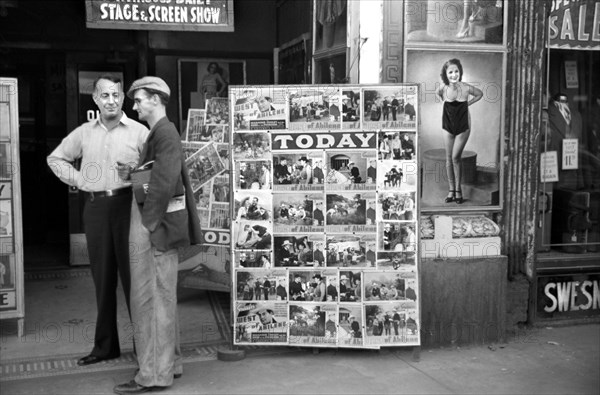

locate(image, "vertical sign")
[[564, 61, 579, 89], [541, 151, 560, 182], [562, 139, 578, 170]]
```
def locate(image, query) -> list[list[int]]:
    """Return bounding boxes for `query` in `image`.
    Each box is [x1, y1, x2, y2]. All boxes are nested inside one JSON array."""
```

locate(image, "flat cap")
[[127, 76, 171, 98]]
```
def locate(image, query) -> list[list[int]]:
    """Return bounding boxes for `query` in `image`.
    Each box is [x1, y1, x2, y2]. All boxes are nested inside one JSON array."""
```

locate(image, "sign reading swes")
[[539, 276, 600, 317], [85, 0, 234, 32]]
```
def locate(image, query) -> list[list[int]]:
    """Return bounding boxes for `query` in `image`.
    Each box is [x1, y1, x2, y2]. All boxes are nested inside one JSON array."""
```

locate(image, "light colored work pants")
[[129, 198, 182, 387]]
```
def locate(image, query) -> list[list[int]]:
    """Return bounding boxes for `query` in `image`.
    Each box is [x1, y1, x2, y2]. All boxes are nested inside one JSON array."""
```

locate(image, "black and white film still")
[[364, 304, 419, 346], [325, 234, 377, 268], [272, 192, 324, 233], [362, 86, 418, 131], [234, 160, 272, 190], [233, 132, 271, 160], [378, 131, 415, 161], [234, 190, 272, 222], [234, 220, 272, 251], [378, 222, 417, 271], [324, 150, 377, 190], [272, 152, 325, 192], [236, 269, 288, 302], [378, 191, 416, 221], [288, 303, 338, 347], [288, 269, 339, 302], [338, 271, 363, 303], [377, 160, 418, 192], [341, 88, 361, 130], [273, 234, 325, 268], [363, 271, 418, 302], [184, 143, 226, 192], [235, 250, 272, 269], [288, 86, 342, 131], [325, 192, 376, 233], [205, 97, 229, 126]]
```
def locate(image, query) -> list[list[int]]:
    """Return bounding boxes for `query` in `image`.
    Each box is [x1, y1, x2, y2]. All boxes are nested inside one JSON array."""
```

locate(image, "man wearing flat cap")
[[114, 76, 202, 394]]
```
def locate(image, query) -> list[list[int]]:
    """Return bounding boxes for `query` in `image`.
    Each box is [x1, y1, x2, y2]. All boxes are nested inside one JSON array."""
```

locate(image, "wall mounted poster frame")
[[404, 0, 507, 47], [178, 58, 246, 132], [229, 84, 420, 349], [405, 49, 505, 211], [0, 78, 24, 336]]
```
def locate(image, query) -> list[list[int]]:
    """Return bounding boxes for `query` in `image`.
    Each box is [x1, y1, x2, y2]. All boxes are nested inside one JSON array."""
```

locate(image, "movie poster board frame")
[[229, 84, 421, 349], [404, 0, 507, 48], [0, 78, 24, 337]]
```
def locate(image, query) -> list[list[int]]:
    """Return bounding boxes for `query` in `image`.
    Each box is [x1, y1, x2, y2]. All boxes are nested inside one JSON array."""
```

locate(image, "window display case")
[[536, 0, 600, 320]]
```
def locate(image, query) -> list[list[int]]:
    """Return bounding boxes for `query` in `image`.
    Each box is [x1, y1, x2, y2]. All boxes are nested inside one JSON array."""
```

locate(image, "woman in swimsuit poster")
[[436, 58, 483, 204], [201, 62, 228, 105]]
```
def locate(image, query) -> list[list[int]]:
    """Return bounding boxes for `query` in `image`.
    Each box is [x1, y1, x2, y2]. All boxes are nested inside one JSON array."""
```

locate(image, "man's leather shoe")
[[77, 355, 116, 366], [113, 380, 160, 394]]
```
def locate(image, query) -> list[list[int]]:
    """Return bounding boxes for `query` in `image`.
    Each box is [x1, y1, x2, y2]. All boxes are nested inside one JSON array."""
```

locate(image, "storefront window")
[[540, 49, 600, 254], [312, 0, 348, 83]]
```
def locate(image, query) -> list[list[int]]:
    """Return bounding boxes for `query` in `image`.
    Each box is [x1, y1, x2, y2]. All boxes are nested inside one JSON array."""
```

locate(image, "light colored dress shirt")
[[47, 113, 149, 192]]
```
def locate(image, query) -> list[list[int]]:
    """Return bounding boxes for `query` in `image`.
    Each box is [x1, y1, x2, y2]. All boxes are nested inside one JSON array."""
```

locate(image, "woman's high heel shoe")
[[445, 191, 455, 203], [455, 190, 464, 204]]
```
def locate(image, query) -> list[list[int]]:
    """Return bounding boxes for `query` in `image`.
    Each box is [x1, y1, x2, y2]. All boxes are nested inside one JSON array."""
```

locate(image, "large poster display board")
[[230, 84, 420, 348], [0, 78, 24, 336]]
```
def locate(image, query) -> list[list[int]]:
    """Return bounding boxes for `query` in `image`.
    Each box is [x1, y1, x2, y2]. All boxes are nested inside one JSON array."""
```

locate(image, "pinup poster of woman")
[[437, 58, 483, 204], [406, 51, 504, 209]]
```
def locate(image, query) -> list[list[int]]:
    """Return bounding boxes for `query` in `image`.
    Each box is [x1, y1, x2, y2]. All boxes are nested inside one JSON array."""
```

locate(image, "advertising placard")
[[85, 0, 234, 32], [230, 84, 421, 349]]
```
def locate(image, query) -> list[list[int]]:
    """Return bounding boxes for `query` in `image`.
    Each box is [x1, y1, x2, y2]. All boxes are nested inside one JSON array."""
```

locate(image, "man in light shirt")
[[47, 74, 149, 367]]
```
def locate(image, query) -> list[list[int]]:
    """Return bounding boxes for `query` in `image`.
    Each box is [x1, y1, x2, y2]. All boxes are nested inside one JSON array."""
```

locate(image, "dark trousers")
[[83, 192, 132, 358]]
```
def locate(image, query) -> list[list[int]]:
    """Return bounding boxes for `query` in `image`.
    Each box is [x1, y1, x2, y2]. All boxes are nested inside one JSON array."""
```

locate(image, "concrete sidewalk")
[[1, 323, 598, 395]]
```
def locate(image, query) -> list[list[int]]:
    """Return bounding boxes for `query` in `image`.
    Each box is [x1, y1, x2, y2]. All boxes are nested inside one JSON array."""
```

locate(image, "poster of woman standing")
[[406, 50, 504, 210]]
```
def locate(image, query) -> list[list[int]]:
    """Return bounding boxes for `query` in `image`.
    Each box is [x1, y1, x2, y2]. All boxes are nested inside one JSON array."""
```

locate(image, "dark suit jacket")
[[139, 117, 202, 251]]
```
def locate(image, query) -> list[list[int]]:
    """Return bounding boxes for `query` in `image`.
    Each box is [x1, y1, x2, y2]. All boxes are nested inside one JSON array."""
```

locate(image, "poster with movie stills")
[[289, 303, 338, 347], [364, 304, 419, 347], [233, 132, 271, 160], [325, 234, 376, 268], [338, 304, 364, 347], [235, 250, 272, 269], [204, 97, 229, 126], [362, 85, 418, 131], [178, 107, 232, 293], [236, 269, 288, 302], [231, 87, 287, 131], [325, 150, 377, 191], [273, 193, 324, 233], [341, 88, 361, 130], [230, 84, 421, 348], [235, 302, 288, 344], [273, 234, 325, 268], [272, 152, 324, 192], [288, 86, 342, 131]]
